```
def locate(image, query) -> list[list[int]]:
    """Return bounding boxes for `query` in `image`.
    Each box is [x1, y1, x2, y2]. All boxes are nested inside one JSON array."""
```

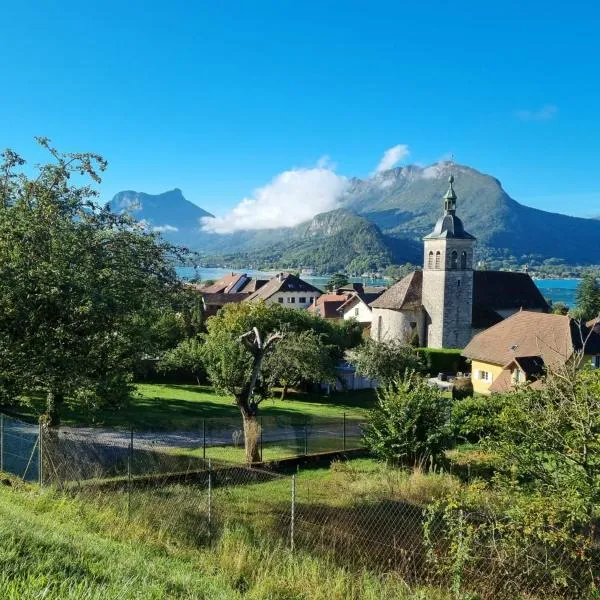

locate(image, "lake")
[[177, 267, 579, 308]]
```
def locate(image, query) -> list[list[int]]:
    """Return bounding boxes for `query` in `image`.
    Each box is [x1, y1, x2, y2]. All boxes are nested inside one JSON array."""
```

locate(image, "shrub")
[[417, 348, 469, 376], [451, 394, 507, 443], [364, 372, 452, 467], [347, 339, 423, 385], [451, 376, 473, 400]]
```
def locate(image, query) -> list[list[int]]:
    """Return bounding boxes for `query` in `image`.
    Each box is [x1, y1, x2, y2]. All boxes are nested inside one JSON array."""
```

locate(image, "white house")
[[337, 288, 386, 325]]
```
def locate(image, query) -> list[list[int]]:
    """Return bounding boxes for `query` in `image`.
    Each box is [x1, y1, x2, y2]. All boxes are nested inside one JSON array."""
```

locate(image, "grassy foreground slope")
[[0, 479, 447, 600]]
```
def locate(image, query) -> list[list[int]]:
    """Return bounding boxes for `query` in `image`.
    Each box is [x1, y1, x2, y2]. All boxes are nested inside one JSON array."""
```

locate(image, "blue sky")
[[2, 0, 600, 223]]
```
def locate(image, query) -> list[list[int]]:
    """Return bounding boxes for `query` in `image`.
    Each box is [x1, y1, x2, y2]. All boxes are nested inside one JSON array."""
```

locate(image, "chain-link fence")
[[1, 413, 598, 599], [0, 414, 40, 482]]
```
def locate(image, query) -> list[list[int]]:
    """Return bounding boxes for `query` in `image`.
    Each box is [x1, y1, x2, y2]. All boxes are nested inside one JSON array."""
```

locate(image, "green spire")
[[444, 175, 457, 214]]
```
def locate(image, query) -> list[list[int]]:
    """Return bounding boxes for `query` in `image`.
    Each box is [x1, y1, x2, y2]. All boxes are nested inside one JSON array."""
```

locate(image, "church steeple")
[[424, 174, 475, 240], [443, 175, 457, 214]]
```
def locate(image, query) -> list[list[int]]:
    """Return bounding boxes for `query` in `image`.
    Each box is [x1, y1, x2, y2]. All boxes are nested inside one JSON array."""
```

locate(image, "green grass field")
[[0, 462, 452, 600], [10, 383, 376, 430]]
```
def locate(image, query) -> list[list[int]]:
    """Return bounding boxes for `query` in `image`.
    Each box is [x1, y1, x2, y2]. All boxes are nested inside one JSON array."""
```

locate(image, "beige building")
[[337, 287, 386, 325], [462, 311, 600, 395]]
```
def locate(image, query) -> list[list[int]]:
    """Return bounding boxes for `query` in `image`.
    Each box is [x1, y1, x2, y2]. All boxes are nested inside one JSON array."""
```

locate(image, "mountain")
[[231, 209, 420, 273], [342, 162, 600, 265], [107, 189, 214, 248], [109, 163, 600, 272]]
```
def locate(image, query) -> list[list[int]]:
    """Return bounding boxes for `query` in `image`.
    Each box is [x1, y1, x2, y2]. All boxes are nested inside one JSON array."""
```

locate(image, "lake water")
[[177, 266, 579, 308]]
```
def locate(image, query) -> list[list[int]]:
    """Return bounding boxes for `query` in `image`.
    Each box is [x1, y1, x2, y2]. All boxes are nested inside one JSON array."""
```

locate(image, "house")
[[198, 272, 268, 295], [190, 272, 269, 317], [308, 292, 352, 319], [338, 287, 387, 325], [244, 272, 322, 309], [462, 311, 600, 394], [370, 176, 548, 348]]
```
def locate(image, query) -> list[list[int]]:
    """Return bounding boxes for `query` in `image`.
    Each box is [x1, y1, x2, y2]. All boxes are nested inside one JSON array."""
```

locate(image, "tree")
[[200, 302, 359, 462], [551, 301, 569, 315], [347, 339, 423, 385], [264, 330, 336, 400], [158, 337, 205, 384], [364, 372, 452, 466], [0, 139, 181, 425], [493, 363, 600, 509], [575, 272, 600, 321], [326, 272, 350, 292]]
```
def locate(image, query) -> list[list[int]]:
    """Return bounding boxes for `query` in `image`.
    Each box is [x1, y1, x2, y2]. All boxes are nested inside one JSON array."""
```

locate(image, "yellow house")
[[463, 311, 600, 395]]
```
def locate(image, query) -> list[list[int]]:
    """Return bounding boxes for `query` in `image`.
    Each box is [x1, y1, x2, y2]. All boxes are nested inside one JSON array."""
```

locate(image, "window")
[[278, 298, 284, 303], [435, 251, 441, 269], [593, 356, 600, 368], [355, 307, 360, 316], [427, 251, 434, 269], [299, 297, 306, 303], [287, 297, 295, 304], [451, 250, 458, 269], [308, 297, 313, 304], [377, 315, 383, 342], [478, 370, 492, 382], [513, 369, 523, 383], [461, 251, 468, 270]]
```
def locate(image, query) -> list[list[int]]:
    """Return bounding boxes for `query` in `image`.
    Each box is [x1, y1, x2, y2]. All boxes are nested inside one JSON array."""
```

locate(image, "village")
[[193, 175, 600, 395]]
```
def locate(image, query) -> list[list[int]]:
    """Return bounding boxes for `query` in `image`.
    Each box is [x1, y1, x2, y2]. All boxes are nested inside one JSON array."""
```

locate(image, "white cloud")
[[515, 104, 558, 121], [201, 164, 349, 233], [152, 224, 179, 233], [373, 144, 410, 174]]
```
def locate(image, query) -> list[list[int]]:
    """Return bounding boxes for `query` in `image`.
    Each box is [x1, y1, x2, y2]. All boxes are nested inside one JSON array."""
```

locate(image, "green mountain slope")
[[344, 162, 600, 264], [211, 209, 420, 274]]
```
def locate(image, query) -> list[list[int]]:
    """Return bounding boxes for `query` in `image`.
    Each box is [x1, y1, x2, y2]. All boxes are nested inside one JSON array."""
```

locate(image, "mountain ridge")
[[107, 162, 600, 271]]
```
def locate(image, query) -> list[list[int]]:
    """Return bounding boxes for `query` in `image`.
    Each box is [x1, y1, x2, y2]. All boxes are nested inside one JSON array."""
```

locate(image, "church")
[[370, 176, 549, 349]]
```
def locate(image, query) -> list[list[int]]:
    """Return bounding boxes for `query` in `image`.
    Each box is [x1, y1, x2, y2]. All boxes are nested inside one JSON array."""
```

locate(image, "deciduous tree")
[[0, 139, 181, 425]]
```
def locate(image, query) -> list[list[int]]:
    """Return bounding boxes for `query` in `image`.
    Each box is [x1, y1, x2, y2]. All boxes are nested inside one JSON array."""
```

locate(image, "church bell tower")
[[421, 175, 475, 348]]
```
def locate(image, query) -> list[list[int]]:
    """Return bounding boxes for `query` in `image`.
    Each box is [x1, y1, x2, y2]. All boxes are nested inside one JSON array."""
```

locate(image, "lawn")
[[10, 383, 376, 430]]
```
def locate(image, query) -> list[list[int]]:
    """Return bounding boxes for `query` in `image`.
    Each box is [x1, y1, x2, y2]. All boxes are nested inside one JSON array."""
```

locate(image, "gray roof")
[[369, 269, 549, 329], [370, 271, 423, 310], [424, 213, 476, 240], [244, 272, 322, 302]]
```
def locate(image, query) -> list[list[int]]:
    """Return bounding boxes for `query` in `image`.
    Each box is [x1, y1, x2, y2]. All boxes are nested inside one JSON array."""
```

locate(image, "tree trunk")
[[45, 391, 64, 427], [280, 383, 288, 401], [242, 412, 261, 463]]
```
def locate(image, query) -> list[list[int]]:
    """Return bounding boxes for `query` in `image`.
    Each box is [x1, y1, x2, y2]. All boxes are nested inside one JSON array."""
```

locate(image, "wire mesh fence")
[[1, 412, 598, 599]]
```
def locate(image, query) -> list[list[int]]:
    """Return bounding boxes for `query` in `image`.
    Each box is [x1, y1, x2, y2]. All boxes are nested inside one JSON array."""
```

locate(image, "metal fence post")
[[290, 474, 296, 551], [127, 427, 133, 520], [38, 421, 43, 488], [0, 414, 4, 473], [203, 419, 206, 461], [260, 417, 263, 462], [343, 412, 346, 451], [304, 419, 308, 456], [207, 458, 212, 544]]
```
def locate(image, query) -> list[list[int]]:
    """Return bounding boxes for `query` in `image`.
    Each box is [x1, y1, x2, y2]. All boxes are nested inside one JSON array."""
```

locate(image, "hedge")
[[417, 348, 469, 376]]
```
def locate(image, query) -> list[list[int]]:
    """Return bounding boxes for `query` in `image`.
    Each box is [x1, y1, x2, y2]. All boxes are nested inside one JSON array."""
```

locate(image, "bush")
[[417, 348, 469, 376], [451, 394, 508, 443], [364, 372, 452, 467], [451, 376, 473, 400]]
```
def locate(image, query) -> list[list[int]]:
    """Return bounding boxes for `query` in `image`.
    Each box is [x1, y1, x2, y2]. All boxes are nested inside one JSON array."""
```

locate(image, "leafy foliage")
[[492, 365, 600, 506], [0, 139, 181, 424], [347, 339, 423, 385], [416, 348, 469, 376], [326, 272, 350, 291], [451, 394, 508, 443], [364, 373, 452, 466], [574, 272, 600, 321], [158, 337, 205, 384]]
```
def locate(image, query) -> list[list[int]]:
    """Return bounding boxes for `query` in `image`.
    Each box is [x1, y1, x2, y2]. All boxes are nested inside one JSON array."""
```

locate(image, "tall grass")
[[0, 477, 450, 600]]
